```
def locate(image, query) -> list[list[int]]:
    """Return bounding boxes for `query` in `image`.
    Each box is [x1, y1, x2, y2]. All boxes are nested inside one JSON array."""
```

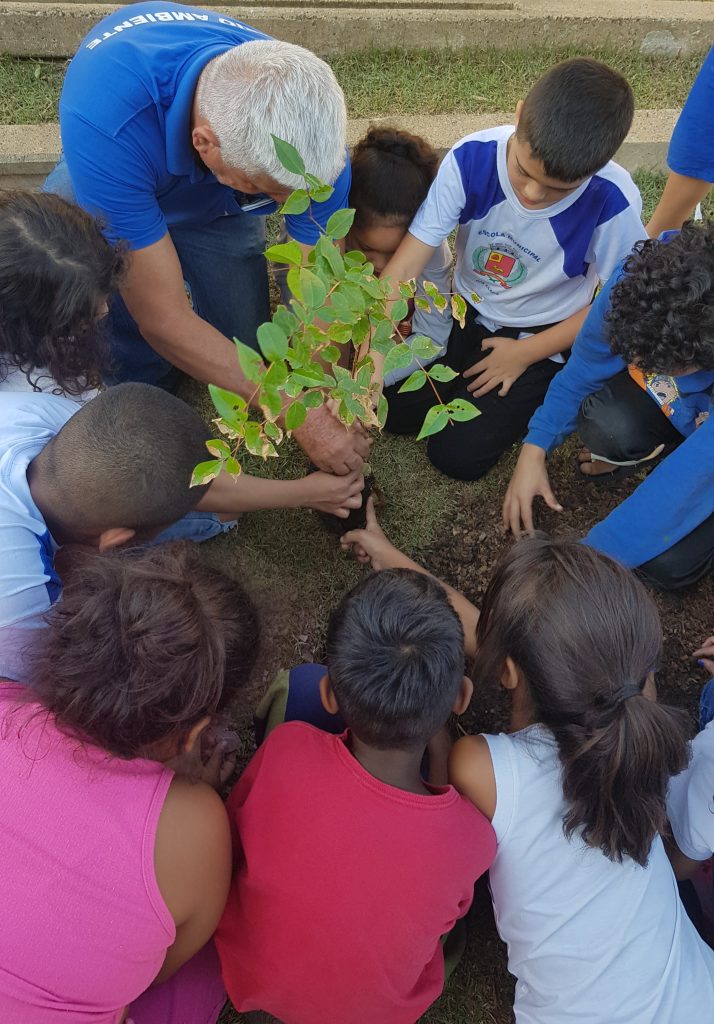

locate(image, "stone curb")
[[0, 109, 679, 190], [0, 0, 711, 58]]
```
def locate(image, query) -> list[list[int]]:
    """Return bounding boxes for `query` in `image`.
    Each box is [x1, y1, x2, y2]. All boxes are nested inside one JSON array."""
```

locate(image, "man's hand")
[[502, 443, 563, 536], [463, 336, 531, 398], [293, 403, 371, 475], [301, 468, 365, 518], [694, 635, 714, 676], [340, 497, 412, 570]]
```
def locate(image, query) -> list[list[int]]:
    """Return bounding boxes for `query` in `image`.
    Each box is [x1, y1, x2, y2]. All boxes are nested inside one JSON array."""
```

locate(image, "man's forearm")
[[140, 307, 255, 398]]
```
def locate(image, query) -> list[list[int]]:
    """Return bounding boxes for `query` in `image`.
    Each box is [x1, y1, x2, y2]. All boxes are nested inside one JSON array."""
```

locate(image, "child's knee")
[[427, 428, 498, 481], [577, 387, 654, 464]]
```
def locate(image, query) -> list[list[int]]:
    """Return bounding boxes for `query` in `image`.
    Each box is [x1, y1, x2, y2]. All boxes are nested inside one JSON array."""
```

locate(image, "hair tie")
[[612, 683, 642, 705]]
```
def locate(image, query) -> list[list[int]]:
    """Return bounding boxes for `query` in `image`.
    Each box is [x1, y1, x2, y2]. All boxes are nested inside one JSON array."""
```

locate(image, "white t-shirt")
[[0, 363, 98, 403], [0, 391, 78, 681], [484, 725, 714, 1024], [409, 126, 646, 337], [668, 721, 714, 862]]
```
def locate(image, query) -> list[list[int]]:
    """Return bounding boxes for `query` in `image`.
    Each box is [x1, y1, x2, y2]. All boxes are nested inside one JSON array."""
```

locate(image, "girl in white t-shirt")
[[0, 190, 125, 402], [450, 536, 714, 1024]]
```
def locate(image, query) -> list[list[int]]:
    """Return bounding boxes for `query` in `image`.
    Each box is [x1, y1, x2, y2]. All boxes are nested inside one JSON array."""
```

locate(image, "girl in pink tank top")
[[0, 543, 258, 1024]]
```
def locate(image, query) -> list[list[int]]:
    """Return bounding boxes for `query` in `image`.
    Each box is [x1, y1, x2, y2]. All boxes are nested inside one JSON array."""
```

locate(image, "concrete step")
[[0, 0, 711, 58], [0, 109, 679, 191]]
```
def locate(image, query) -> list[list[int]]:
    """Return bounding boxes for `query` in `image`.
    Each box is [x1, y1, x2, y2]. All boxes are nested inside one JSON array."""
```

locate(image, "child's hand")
[[303, 468, 365, 518], [463, 336, 531, 398], [166, 725, 241, 791], [341, 497, 411, 570], [694, 635, 714, 676], [503, 443, 563, 536]]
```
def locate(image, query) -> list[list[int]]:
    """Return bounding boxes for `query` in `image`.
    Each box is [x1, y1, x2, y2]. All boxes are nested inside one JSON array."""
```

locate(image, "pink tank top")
[[0, 683, 176, 1023]]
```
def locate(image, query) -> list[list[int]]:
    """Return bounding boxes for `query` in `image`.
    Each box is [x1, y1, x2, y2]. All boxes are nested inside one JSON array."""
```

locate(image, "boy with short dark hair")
[[378, 58, 645, 480], [216, 569, 496, 1024], [0, 383, 362, 680]]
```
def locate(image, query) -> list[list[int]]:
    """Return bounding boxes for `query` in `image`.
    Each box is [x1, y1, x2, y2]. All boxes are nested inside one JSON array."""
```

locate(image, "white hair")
[[196, 40, 347, 188]]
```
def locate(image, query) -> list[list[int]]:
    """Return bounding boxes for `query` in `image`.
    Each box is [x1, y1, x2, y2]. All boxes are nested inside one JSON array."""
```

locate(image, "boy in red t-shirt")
[[215, 569, 497, 1024]]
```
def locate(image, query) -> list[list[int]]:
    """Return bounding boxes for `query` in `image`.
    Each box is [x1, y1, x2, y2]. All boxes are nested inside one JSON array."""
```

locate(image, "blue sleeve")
[[61, 109, 167, 250], [668, 46, 714, 182], [284, 157, 351, 245], [585, 416, 714, 567], [524, 266, 628, 452]]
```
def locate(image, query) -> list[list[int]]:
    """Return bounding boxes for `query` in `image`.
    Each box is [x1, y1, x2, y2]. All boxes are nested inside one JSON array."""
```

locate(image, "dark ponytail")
[[349, 125, 439, 226], [473, 535, 691, 866]]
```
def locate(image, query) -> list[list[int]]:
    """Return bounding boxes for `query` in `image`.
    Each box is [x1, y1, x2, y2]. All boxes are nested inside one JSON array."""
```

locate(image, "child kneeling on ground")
[[215, 570, 496, 1024], [376, 58, 645, 480]]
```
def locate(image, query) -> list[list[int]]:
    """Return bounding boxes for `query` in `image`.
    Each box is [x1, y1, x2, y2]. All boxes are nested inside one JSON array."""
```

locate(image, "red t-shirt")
[[216, 722, 496, 1024]]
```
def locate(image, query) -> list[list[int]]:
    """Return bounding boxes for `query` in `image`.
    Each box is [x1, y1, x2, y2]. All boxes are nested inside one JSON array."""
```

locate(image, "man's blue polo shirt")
[[59, 1, 350, 249]]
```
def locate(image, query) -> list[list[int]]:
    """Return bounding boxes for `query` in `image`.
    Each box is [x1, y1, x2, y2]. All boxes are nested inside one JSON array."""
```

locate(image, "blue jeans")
[[43, 158, 270, 387]]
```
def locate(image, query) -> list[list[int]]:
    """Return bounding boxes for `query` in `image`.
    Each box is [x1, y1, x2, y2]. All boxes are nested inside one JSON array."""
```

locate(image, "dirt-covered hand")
[[693, 635, 714, 675], [463, 336, 531, 398], [502, 443, 563, 536], [293, 403, 371, 475], [303, 469, 365, 518], [340, 497, 411, 570]]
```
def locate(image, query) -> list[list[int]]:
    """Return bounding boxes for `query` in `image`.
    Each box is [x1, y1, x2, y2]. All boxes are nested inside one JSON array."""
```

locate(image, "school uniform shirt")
[[408, 126, 645, 344], [668, 720, 714, 862], [524, 255, 714, 569], [215, 722, 496, 1024], [0, 391, 78, 681], [59, 2, 350, 250], [485, 725, 714, 1024], [668, 46, 714, 182]]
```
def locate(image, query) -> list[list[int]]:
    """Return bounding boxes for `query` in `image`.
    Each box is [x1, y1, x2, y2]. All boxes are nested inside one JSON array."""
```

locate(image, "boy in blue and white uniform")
[[377, 58, 645, 480], [503, 222, 714, 591]]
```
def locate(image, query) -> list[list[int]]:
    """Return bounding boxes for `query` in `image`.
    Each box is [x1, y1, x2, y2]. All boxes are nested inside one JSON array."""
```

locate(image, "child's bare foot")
[[577, 448, 621, 477]]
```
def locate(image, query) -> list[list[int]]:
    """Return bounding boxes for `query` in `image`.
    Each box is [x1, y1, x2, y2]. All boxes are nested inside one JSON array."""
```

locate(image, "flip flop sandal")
[[576, 444, 665, 485]]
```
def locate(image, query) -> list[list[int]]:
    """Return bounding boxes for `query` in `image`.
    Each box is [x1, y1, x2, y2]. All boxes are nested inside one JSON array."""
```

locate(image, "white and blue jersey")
[[59, 2, 350, 250], [409, 126, 645, 336], [0, 392, 79, 682]]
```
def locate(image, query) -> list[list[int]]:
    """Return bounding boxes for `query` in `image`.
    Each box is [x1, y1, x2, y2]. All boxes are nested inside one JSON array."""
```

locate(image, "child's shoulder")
[[584, 159, 642, 214], [448, 124, 512, 161]]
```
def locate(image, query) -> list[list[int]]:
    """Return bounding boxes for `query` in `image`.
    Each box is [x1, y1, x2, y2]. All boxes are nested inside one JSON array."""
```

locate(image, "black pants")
[[578, 370, 714, 590], [385, 312, 561, 481]]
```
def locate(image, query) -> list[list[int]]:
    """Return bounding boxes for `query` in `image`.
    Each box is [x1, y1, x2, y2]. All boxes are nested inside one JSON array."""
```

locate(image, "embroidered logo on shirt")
[[472, 245, 528, 291]]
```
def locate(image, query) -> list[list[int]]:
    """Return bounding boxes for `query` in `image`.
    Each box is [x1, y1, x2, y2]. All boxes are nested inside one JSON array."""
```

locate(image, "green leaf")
[[398, 369, 427, 393], [300, 268, 328, 309], [316, 235, 345, 278], [205, 437, 231, 459], [451, 294, 467, 329], [377, 394, 388, 428], [325, 208, 356, 240], [309, 183, 335, 203], [271, 135, 305, 176], [302, 390, 324, 409], [399, 280, 416, 299], [191, 459, 222, 487], [427, 363, 458, 383], [433, 294, 448, 314], [264, 359, 288, 387], [322, 344, 340, 363], [244, 422, 263, 456], [264, 240, 303, 267], [224, 457, 242, 479], [416, 404, 450, 441], [414, 296, 431, 313], [259, 385, 283, 419], [280, 189, 310, 216], [286, 266, 303, 301], [264, 420, 284, 442], [383, 343, 414, 376], [351, 317, 371, 347], [391, 298, 409, 323], [423, 279, 440, 300], [446, 398, 481, 422], [371, 319, 394, 346], [234, 338, 264, 383], [328, 322, 352, 345], [285, 401, 307, 431], [291, 365, 334, 388], [344, 249, 367, 267], [273, 305, 299, 336], [257, 322, 289, 361], [411, 335, 441, 361], [208, 384, 247, 423], [470, 292, 483, 305]]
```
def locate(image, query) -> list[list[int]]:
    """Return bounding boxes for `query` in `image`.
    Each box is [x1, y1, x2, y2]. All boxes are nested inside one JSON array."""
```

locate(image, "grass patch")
[[0, 46, 702, 123]]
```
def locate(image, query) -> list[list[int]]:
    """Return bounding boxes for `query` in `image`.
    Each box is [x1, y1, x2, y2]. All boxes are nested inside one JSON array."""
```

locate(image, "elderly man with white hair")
[[45, 1, 368, 473]]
